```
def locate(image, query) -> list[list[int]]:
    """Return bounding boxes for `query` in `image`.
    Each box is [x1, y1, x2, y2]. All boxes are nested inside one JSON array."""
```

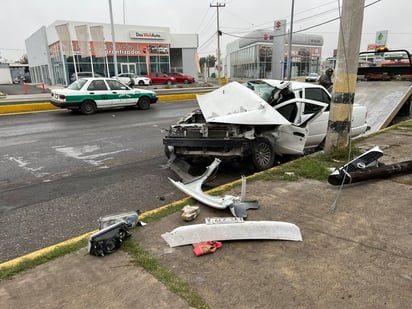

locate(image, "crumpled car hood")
[[196, 81, 290, 125]]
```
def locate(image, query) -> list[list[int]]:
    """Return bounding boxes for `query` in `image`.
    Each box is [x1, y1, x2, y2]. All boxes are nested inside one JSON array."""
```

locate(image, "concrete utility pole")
[[108, 0, 118, 76], [210, 2, 225, 85], [325, 0, 365, 152], [286, 0, 295, 80]]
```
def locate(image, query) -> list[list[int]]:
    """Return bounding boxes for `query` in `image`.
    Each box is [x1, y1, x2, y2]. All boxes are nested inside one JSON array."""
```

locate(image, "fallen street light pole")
[[328, 160, 412, 185]]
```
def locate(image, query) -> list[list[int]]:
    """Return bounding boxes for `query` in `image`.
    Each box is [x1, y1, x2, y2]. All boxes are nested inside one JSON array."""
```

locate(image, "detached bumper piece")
[[88, 222, 131, 257], [162, 219, 302, 247]]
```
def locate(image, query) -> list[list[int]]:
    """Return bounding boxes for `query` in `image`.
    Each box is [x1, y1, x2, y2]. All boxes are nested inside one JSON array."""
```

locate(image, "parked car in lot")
[[166, 72, 195, 84], [112, 73, 152, 86], [163, 80, 368, 171], [146, 72, 176, 85], [70, 72, 105, 82], [50, 78, 158, 115], [305, 73, 320, 82]]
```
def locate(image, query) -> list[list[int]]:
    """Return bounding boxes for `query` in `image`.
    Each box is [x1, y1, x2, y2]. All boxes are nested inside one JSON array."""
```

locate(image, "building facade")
[[25, 20, 199, 85], [225, 30, 323, 79]]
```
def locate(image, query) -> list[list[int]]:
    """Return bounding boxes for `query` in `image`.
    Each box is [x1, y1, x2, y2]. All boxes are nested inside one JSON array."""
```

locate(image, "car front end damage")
[[164, 109, 259, 160], [163, 81, 328, 171]]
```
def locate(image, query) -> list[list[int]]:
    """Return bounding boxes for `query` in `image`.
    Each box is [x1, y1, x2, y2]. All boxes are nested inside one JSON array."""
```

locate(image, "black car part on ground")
[[88, 222, 131, 257]]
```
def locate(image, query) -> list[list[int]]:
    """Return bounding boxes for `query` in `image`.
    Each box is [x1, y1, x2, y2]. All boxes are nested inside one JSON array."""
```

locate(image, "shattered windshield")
[[243, 81, 274, 102], [243, 80, 295, 106]]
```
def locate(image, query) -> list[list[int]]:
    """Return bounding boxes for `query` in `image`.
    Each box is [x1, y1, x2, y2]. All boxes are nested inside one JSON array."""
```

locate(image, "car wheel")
[[251, 137, 276, 171], [184, 80, 189, 84], [137, 97, 151, 110], [138, 80, 145, 86], [80, 100, 97, 115]]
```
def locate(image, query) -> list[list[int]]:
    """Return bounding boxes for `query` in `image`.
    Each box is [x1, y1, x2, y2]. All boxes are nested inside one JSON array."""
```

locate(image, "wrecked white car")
[[163, 80, 368, 171]]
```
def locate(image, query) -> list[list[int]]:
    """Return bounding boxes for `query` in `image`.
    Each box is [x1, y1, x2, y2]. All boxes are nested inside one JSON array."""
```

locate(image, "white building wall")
[[26, 20, 198, 85], [225, 39, 240, 78], [25, 26, 54, 84], [46, 20, 172, 46], [25, 26, 49, 66], [0, 64, 12, 84], [181, 48, 198, 79], [170, 34, 198, 48]]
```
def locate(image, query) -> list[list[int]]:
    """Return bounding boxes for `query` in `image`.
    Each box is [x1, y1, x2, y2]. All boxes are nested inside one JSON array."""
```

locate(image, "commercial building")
[[225, 29, 323, 79], [25, 20, 199, 85]]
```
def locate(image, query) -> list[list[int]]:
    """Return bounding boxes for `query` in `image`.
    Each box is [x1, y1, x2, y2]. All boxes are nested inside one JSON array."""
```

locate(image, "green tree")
[[199, 55, 217, 77]]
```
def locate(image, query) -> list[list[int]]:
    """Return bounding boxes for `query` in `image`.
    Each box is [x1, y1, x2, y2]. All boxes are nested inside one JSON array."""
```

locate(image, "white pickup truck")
[[163, 80, 369, 171]]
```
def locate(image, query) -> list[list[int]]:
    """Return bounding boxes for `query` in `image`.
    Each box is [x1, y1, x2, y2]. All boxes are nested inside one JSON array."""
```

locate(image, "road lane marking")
[[53, 145, 129, 168]]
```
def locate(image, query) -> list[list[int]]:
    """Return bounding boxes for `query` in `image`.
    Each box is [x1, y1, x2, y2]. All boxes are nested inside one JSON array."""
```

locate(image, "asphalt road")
[[0, 100, 248, 263]]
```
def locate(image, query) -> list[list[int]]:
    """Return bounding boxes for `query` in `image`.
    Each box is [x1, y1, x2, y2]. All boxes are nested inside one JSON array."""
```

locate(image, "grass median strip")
[[122, 241, 210, 309]]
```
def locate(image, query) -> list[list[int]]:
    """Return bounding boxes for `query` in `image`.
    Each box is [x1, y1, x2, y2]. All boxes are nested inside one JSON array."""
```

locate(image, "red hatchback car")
[[147, 72, 176, 85], [167, 72, 195, 84]]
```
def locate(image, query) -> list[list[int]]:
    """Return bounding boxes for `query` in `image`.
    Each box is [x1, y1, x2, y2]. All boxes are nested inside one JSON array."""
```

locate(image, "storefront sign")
[[375, 30, 388, 47], [129, 31, 164, 40]]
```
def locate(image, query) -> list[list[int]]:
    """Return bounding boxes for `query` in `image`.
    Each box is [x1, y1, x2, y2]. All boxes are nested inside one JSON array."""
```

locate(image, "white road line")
[[53, 145, 129, 168], [6, 156, 49, 178]]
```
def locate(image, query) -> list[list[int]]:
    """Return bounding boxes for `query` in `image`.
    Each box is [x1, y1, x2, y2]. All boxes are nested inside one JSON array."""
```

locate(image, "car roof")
[[258, 79, 325, 90], [79, 77, 121, 82]]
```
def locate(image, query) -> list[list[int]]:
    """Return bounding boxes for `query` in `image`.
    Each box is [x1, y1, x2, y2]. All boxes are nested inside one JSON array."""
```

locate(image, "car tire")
[[138, 80, 145, 86], [80, 100, 97, 115], [184, 80, 189, 84], [251, 137, 276, 171], [137, 97, 151, 110]]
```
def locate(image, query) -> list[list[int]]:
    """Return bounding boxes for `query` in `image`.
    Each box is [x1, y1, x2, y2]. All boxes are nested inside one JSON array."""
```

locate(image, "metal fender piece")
[[161, 220, 303, 247], [168, 158, 259, 218]]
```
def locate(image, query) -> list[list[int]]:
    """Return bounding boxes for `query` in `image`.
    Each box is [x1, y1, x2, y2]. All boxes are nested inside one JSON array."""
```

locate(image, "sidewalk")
[[1, 123, 411, 308]]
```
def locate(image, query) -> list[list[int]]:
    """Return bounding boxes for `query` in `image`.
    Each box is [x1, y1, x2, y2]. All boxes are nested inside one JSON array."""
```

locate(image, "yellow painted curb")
[[0, 93, 212, 114], [0, 231, 96, 270], [0, 198, 192, 271], [0, 174, 248, 271], [0, 102, 58, 114], [157, 92, 210, 102]]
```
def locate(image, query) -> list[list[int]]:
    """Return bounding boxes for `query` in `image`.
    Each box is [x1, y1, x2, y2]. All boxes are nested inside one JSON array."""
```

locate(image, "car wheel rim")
[[255, 143, 271, 167]]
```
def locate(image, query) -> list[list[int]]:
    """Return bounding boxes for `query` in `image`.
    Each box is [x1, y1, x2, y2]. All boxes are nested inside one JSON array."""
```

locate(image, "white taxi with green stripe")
[[50, 77, 158, 115]]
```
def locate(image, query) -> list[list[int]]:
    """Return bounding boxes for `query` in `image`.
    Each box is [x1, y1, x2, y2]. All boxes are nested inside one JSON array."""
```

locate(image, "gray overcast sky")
[[0, 0, 411, 62]]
